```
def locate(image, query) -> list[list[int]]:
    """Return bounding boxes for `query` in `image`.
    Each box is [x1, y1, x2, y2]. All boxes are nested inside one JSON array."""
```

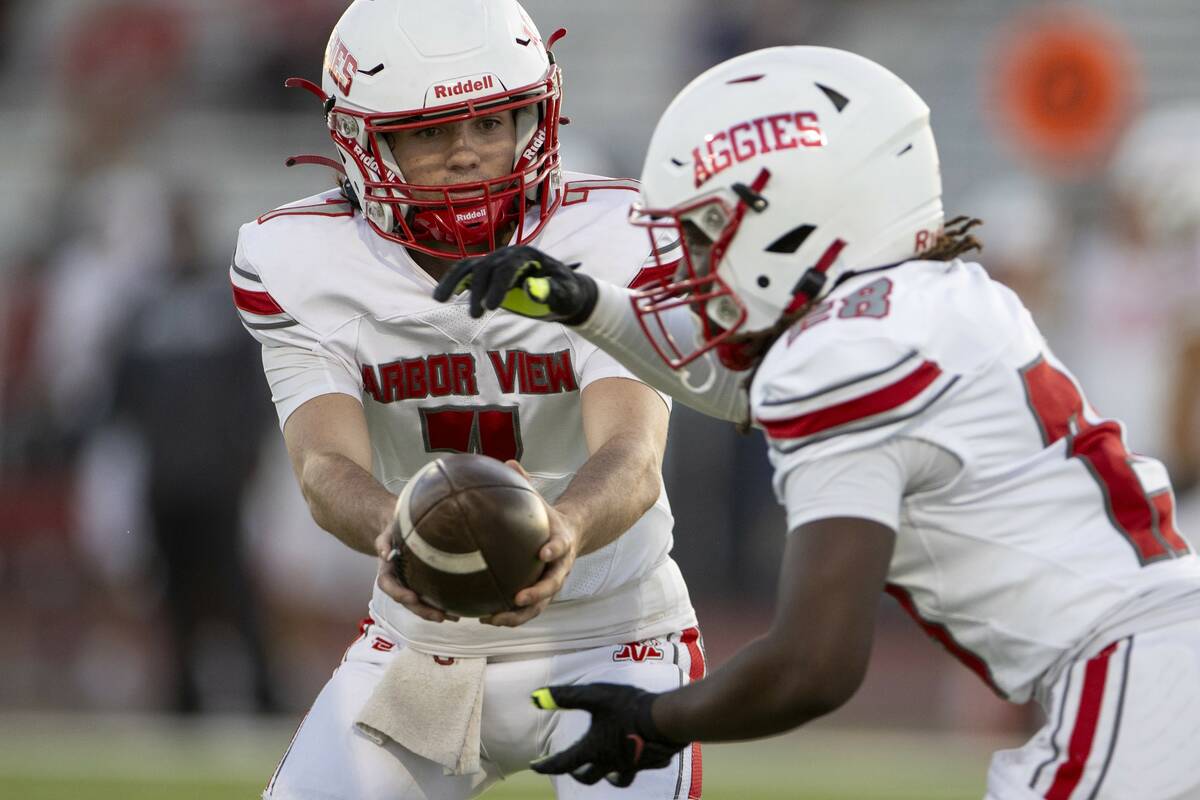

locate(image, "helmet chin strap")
[[782, 238, 847, 315]]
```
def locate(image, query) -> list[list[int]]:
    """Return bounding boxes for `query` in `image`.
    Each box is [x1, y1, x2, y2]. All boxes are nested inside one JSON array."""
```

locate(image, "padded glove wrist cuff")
[[561, 272, 599, 327]]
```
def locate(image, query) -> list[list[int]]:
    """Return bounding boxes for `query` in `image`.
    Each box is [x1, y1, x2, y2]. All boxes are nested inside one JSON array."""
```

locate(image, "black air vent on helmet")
[[815, 83, 849, 112], [766, 224, 816, 254], [357, 63, 386, 76]]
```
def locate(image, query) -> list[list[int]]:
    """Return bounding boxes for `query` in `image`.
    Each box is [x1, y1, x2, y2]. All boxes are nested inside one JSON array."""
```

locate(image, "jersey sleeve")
[[230, 228, 362, 428], [753, 328, 961, 461], [576, 279, 748, 423], [568, 327, 671, 410], [775, 436, 960, 533]]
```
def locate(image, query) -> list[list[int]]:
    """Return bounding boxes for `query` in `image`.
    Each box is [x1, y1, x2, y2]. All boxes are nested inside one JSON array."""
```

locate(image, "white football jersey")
[[752, 258, 1200, 702], [231, 174, 695, 656]]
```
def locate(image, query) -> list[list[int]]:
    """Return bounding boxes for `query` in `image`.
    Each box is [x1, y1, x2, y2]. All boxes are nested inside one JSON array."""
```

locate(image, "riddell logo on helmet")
[[520, 128, 547, 164], [326, 35, 358, 96], [455, 206, 488, 225], [429, 74, 498, 102], [350, 140, 397, 181], [693, 111, 825, 188]]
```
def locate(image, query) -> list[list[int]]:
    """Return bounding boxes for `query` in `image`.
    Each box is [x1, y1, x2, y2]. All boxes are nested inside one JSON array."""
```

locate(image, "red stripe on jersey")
[[680, 627, 705, 799], [629, 259, 681, 290], [1151, 490, 1191, 554], [1044, 642, 1119, 800], [885, 584, 1005, 698], [232, 283, 285, 316], [257, 199, 354, 224], [759, 360, 942, 440]]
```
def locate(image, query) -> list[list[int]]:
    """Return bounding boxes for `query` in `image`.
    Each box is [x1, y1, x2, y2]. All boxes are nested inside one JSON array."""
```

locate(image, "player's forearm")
[[651, 635, 850, 743], [298, 452, 396, 555], [555, 432, 662, 556], [577, 280, 751, 426]]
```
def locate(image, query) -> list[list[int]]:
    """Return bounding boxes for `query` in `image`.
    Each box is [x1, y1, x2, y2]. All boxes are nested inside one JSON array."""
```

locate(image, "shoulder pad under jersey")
[[541, 172, 681, 290], [751, 264, 969, 455]]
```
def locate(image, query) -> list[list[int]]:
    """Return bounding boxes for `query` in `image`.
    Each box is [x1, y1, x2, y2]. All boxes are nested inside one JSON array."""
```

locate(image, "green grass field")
[[0, 713, 1014, 799]]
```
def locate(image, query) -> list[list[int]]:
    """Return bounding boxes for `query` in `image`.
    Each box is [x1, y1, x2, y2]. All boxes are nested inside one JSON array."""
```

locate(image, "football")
[[391, 454, 550, 617]]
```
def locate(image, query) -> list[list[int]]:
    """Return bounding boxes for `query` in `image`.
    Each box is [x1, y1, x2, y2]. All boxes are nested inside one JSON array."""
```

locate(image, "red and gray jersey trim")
[[886, 583, 1005, 699], [562, 177, 641, 206], [257, 198, 354, 225], [229, 264, 297, 330], [756, 350, 958, 451]]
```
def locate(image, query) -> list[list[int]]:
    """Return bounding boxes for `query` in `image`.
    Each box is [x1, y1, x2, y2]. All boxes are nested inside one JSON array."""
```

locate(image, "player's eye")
[[477, 116, 504, 132], [413, 125, 443, 140]]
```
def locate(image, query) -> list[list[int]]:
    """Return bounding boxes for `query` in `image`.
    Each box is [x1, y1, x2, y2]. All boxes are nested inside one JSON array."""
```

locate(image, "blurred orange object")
[[986, 6, 1139, 177]]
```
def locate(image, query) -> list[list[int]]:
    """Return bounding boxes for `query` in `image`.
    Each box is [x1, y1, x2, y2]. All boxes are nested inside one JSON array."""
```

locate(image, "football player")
[[232, 1, 703, 798], [437, 47, 1200, 798]]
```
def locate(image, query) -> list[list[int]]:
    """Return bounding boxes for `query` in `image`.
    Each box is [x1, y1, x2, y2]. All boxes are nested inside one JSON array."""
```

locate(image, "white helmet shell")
[[633, 46, 944, 346]]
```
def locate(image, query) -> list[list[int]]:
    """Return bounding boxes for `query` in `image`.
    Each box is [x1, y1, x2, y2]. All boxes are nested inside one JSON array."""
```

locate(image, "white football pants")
[[986, 617, 1200, 799], [265, 617, 706, 800]]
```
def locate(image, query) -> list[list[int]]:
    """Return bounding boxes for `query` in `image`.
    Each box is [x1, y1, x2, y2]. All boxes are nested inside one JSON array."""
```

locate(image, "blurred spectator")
[[107, 192, 278, 713], [0, 249, 57, 468], [31, 2, 187, 447], [960, 173, 1069, 345], [1060, 105, 1200, 485]]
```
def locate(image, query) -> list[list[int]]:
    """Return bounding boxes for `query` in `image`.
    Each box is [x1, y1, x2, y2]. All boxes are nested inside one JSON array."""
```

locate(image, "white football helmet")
[[629, 46, 944, 369], [288, 0, 564, 258], [1110, 104, 1200, 243]]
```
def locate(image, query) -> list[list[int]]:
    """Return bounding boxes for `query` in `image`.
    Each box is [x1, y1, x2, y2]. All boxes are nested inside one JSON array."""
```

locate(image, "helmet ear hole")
[[765, 224, 815, 254], [757, 276, 770, 288]]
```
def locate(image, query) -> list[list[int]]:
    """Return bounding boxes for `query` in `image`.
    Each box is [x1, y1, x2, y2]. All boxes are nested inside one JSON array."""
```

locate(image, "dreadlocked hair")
[[921, 215, 983, 262], [729, 215, 984, 433]]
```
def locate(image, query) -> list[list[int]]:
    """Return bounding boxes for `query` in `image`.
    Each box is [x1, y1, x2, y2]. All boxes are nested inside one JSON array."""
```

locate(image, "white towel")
[[354, 647, 486, 776]]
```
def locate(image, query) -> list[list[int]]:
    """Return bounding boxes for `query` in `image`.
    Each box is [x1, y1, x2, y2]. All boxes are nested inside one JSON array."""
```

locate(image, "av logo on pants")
[[613, 640, 665, 663]]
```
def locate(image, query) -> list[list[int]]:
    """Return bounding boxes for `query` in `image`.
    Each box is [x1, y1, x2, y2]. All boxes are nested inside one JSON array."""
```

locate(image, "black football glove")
[[529, 683, 687, 788], [432, 245, 598, 323]]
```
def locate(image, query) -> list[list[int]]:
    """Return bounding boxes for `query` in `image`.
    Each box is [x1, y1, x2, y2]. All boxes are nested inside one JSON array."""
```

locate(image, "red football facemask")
[[343, 74, 562, 259], [286, 61, 563, 260], [628, 169, 771, 371]]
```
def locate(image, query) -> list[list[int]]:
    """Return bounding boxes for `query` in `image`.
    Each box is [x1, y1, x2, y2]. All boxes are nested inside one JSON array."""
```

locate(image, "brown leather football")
[[391, 454, 550, 617]]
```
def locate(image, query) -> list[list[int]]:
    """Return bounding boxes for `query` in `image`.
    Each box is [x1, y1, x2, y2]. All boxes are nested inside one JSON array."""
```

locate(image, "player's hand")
[[481, 460, 580, 627], [432, 245, 598, 323], [529, 684, 686, 787], [373, 529, 460, 624]]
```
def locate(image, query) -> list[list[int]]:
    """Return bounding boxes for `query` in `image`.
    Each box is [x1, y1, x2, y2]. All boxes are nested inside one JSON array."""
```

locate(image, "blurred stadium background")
[[1, 0, 1199, 797]]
